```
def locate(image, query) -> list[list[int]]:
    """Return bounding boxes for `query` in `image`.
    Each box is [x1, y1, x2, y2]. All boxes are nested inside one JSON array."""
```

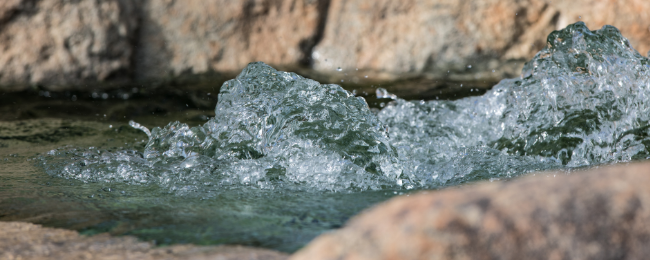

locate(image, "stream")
[[2, 22, 650, 252]]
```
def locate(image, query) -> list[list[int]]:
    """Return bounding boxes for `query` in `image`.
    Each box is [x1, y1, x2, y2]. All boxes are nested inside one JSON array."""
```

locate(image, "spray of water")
[[40, 22, 650, 192]]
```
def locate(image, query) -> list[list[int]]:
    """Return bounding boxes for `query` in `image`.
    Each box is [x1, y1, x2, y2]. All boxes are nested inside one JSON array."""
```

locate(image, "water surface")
[[2, 22, 650, 252]]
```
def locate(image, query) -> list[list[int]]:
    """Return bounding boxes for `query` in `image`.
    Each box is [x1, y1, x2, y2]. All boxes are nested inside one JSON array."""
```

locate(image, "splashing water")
[[42, 62, 402, 192], [41, 22, 650, 192]]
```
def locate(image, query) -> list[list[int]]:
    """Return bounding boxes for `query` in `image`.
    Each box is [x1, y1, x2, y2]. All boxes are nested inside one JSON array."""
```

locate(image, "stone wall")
[[0, 0, 649, 90]]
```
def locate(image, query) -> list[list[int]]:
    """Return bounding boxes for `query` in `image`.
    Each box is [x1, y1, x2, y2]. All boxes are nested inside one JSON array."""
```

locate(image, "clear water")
[[382, 22, 650, 186], [41, 22, 650, 191], [0, 123, 399, 252], [7, 22, 650, 251]]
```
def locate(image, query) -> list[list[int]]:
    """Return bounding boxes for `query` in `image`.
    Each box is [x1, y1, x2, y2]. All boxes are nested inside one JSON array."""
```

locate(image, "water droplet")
[[336, 67, 342, 71]]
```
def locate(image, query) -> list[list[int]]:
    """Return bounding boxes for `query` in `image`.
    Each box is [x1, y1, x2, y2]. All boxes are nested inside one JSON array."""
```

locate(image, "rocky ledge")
[[0, 0, 649, 90], [291, 162, 650, 260], [0, 221, 288, 260]]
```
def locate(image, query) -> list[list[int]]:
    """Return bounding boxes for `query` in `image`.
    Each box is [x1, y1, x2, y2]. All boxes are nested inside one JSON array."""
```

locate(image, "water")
[[5, 22, 650, 252], [382, 23, 650, 186], [0, 123, 397, 252]]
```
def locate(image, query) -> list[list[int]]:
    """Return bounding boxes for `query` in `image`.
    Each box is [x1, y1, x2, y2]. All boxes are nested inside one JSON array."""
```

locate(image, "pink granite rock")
[[0, 221, 288, 260], [134, 0, 327, 80], [1, 0, 650, 89], [0, 0, 137, 91], [312, 0, 650, 81], [291, 162, 650, 260]]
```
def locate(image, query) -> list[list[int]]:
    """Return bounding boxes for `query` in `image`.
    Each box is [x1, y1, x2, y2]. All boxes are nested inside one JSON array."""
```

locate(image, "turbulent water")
[[41, 22, 650, 193]]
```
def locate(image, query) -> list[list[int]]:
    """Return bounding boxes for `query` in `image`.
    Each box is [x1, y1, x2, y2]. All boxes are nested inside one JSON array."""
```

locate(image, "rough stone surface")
[[290, 162, 650, 260], [0, 0, 137, 91], [134, 0, 327, 80], [0, 221, 288, 260], [313, 0, 650, 81], [1, 0, 650, 89]]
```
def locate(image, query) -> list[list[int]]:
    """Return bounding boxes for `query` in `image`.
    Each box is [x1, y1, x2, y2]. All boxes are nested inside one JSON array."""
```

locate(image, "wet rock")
[[0, 0, 137, 91], [290, 162, 650, 260], [313, 0, 650, 81], [0, 221, 288, 260], [134, 0, 327, 80]]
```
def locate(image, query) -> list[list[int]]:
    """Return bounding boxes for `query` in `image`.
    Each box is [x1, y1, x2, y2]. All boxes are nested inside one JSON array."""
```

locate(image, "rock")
[[312, 0, 650, 81], [134, 0, 328, 80], [290, 162, 650, 260], [0, 221, 288, 260], [1, 0, 650, 90], [0, 0, 137, 91]]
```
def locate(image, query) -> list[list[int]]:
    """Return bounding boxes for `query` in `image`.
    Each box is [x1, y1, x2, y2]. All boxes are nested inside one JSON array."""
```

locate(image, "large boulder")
[[0, 0, 137, 91], [312, 0, 650, 81], [134, 0, 327, 80], [290, 162, 650, 259], [0, 221, 288, 260]]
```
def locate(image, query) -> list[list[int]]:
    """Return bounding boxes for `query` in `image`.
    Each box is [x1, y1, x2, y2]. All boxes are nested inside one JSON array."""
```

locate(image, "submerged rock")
[[0, 221, 288, 260], [290, 161, 650, 260]]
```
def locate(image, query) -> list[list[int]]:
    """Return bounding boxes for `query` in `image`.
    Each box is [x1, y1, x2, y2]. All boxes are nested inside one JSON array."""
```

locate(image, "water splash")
[[43, 62, 402, 192], [380, 22, 650, 186], [41, 22, 650, 192]]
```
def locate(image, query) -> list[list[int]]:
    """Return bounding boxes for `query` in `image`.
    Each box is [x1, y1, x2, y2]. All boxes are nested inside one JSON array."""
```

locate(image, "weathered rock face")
[[134, 0, 328, 80], [0, 0, 137, 91], [313, 0, 650, 81], [0, 221, 288, 260], [1, 0, 649, 90], [290, 162, 650, 260]]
